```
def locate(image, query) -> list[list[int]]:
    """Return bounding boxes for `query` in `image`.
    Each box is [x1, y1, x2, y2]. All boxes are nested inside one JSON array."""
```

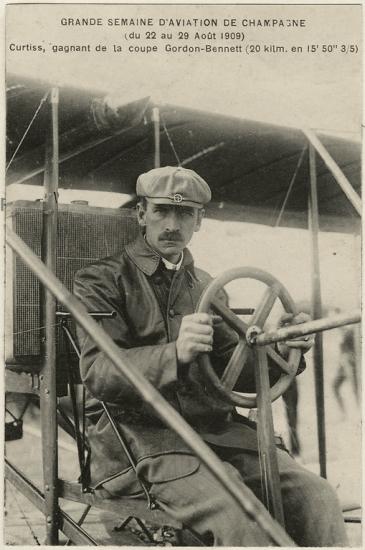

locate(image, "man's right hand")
[[176, 313, 215, 364]]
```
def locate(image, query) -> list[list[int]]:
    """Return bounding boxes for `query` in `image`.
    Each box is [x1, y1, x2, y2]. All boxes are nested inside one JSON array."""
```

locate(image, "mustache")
[[159, 232, 183, 242]]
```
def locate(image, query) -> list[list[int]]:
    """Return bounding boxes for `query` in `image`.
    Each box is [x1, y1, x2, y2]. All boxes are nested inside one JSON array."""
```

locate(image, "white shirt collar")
[[161, 252, 184, 271]]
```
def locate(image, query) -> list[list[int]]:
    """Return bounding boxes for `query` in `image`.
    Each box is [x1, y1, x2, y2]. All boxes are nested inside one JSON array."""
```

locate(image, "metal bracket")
[[246, 324, 262, 345]]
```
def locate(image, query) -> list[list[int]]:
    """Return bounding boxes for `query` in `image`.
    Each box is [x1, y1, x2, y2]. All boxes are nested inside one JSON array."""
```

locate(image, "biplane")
[[4, 76, 361, 545]]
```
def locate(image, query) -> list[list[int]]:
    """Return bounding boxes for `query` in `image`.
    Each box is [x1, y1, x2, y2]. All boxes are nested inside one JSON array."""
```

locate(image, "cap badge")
[[173, 193, 183, 203]]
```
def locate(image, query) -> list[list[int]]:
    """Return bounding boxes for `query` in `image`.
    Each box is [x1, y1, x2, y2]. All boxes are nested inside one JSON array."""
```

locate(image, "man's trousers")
[[148, 445, 348, 546]]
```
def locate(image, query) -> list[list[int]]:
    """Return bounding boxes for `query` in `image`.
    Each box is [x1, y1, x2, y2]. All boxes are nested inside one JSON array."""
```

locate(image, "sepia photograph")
[[3, 1, 362, 546]]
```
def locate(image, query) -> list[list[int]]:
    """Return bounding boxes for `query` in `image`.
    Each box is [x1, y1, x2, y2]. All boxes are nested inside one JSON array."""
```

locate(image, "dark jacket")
[[74, 234, 298, 494]]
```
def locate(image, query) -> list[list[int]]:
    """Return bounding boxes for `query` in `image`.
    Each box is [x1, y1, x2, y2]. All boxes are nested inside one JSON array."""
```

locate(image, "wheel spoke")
[[250, 284, 280, 328], [211, 296, 247, 337], [266, 347, 293, 375], [221, 338, 250, 390]]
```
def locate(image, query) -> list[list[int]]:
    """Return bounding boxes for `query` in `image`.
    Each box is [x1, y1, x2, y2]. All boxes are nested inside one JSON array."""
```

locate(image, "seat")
[[56, 313, 198, 545]]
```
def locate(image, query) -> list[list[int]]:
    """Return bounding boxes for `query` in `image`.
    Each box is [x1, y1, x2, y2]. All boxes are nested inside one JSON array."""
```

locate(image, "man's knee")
[[304, 473, 343, 514], [281, 469, 348, 546], [287, 467, 340, 508]]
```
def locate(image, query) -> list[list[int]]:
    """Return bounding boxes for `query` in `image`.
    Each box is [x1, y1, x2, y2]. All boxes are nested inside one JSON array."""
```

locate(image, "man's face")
[[137, 200, 203, 262]]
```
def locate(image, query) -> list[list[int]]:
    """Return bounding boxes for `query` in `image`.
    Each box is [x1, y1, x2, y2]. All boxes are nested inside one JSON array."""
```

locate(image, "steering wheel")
[[196, 267, 302, 408]]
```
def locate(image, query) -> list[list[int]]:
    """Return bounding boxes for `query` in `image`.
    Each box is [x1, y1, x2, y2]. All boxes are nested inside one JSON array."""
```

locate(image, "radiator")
[[5, 200, 139, 371]]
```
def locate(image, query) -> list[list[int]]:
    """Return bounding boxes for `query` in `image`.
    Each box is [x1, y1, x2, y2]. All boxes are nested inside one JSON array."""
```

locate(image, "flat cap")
[[136, 166, 211, 208]]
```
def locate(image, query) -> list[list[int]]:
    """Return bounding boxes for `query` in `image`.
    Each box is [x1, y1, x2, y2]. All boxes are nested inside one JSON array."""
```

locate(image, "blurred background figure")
[[332, 326, 360, 418]]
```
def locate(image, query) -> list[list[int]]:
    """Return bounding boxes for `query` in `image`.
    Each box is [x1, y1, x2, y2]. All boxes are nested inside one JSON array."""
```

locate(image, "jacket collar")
[[125, 232, 196, 278]]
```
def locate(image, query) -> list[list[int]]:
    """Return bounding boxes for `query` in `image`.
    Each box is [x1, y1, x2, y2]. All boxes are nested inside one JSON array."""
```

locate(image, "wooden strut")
[[152, 106, 160, 168], [6, 227, 295, 548], [308, 144, 327, 479], [39, 87, 59, 543], [5, 460, 98, 545], [302, 128, 361, 216]]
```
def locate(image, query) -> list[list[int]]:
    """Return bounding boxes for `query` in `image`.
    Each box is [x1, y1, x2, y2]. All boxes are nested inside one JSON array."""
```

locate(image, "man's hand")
[[277, 312, 315, 358], [176, 313, 217, 365]]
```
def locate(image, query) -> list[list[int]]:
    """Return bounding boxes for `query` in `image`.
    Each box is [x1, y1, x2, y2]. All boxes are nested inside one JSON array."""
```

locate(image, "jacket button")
[[169, 308, 175, 318]]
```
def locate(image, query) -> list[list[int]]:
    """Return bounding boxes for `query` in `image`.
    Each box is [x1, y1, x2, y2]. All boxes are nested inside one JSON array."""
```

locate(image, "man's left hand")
[[276, 312, 315, 358]]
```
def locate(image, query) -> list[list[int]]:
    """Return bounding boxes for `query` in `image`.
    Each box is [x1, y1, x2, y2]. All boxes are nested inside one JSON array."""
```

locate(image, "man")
[[74, 166, 348, 546], [332, 326, 359, 417]]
